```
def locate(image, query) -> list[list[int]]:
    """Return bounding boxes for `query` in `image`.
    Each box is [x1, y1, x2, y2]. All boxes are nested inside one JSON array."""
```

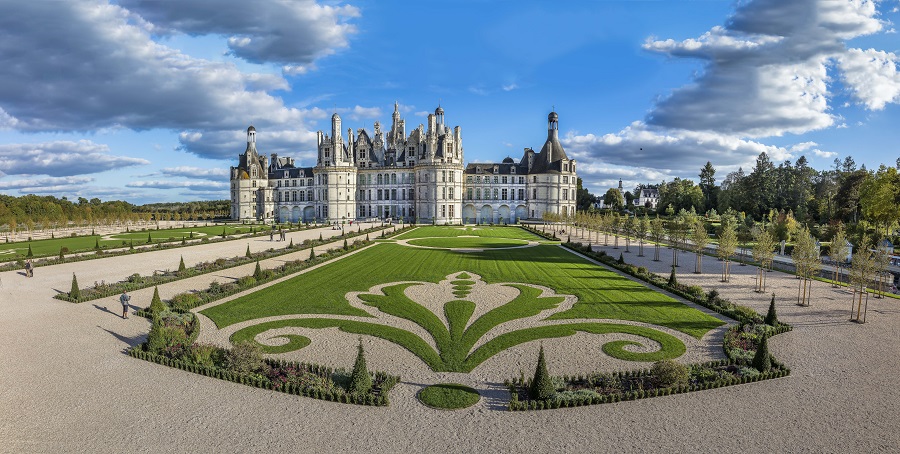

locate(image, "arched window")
[[391, 173, 397, 184], [377, 174, 383, 185]]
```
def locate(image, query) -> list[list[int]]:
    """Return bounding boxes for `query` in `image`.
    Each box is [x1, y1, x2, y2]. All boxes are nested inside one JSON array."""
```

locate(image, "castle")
[[230, 104, 577, 224]]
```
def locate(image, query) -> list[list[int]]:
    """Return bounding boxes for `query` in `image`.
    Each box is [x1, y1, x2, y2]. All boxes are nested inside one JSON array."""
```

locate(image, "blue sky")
[[0, 0, 898, 203]]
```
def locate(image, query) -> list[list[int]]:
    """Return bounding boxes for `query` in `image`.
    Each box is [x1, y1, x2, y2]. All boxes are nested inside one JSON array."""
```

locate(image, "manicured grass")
[[395, 226, 542, 241], [0, 224, 267, 259], [205, 241, 722, 339], [417, 383, 480, 409], [407, 237, 529, 249]]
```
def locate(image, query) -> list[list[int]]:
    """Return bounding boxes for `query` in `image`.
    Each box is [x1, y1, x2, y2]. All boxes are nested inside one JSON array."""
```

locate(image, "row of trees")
[[0, 194, 230, 234]]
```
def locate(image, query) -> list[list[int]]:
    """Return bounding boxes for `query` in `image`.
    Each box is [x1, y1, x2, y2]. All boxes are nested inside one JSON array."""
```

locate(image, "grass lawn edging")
[[504, 240, 793, 411], [520, 225, 560, 241], [55, 225, 390, 303]]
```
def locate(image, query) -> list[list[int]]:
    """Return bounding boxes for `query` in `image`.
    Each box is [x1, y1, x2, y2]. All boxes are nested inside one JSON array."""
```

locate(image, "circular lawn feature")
[[407, 237, 528, 249], [417, 383, 480, 410]]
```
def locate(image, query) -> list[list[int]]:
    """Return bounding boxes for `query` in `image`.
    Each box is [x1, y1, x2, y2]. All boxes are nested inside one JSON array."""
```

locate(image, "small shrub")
[[349, 339, 372, 395], [69, 274, 81, 300], [650, 360, 689, 388], [178, 256, 186, 272], [225, 341, 265, 375], [148, 287, 166, 314], [170, 292, 201, 311], [667, 265, 677, 287], [617, 253, 625, 265], [253, 261, 263, 280], [245, 244, 252, 258], [529, 346, 555, 401], [752, 334, 772, 372], [764, 293, 778, 326]]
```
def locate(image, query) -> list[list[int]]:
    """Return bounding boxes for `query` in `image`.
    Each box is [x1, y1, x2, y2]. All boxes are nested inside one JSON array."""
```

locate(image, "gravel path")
[[1, 225, 899, 452]]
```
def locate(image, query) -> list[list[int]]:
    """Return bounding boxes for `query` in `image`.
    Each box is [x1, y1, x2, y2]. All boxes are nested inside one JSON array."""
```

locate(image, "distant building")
[[635, 187, 660, 209], [230, 105, 576, 223]]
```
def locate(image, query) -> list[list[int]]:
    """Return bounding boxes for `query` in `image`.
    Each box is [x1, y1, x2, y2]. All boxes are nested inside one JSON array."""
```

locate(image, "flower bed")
[[55, 225, 389, 303], [130, 309, 397, 406], [504, 240, 793, 411], [520, 225, 560, 241]]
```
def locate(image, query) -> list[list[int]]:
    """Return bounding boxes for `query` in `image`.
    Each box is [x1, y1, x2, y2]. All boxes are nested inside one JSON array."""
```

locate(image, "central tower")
[[414, 106, 464, 224], [314, 113, 358, 223]]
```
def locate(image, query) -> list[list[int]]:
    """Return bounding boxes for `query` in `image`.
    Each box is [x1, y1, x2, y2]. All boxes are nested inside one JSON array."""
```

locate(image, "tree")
[[575, 178, 596, 211], [349, 339, 372, 395], [791, 227, 820, 306], [149, 286, 166, 314], [849, 235, 876, 323], [70, 273, 81, 301], [602, 188, 624, 211], [752, 228, 776, 292], [26, 243, 33, 258], [253, 261, 263, 280], [667, 264, 677, 287], [245, 244, 252, 258], [611, 213, 622, 249], [829, 224, 850, 287], [529, 345, 555, 401], [178, 256, 186, 273], [690, 218, 708, 274], [636, 214, 650, 257], [764, 293, 778, 326], [717, 218, 738, 282], [752, 334, 772, 372], [309, 247, 316, 260], [650, 215, 665, 262], [859, 165, 900, 236], [623, 215, 635, 253], [699, 161, 717, 211]]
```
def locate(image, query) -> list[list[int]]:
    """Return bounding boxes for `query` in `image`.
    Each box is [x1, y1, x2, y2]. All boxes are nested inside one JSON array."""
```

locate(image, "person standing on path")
[[24, 259, 33, 277], [270, 231, 274, 241], [120, 291, 131, 319]]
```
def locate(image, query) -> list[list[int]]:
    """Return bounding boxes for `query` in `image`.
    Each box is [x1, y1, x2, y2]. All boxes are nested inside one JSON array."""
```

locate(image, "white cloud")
[[126, 180, 228, 191], [813, 149, 838, 158], [0, 140, 149, 177], [838, 48, 900, 110], [160, 166, 229, 180], [119, 0, 359, 71], [339, 105, 383, 122], [502, 83, 518, 91]]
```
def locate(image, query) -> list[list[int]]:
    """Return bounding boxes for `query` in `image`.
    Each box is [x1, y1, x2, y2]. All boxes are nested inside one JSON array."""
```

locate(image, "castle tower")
[[525, 111, 577, 220], [230, 125, 274, 222], [313, 113, 357, 223], [414, 105, 463, 224]]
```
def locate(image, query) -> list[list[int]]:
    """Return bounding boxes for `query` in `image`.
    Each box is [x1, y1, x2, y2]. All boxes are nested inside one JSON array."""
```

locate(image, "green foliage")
[[245, 244, 251, 258], [668, 265, 677, 287], [178, 256, 186, 272], [69, 273, 80, 300], [253, 261, 263, 280], [225, 341, 265, 375], [650, 359, 689, 388], [348, 339, 372, 395], [530, 346, 555, 401], [309, 248, 316, 260], [26, 243, 33, 257], [752, 334, 772, 372], [319, 233, 323, 241], [617, 253, 625, 265], [94, 238, 100, 250], [170, 292, 202, 311], [417, 383, 480, 409], [149, 287, 166, 314], [58, 247, 65, 260], [343, 239, 348, 250], [147, 231, 152, 243], [764, 294, 778, 326]]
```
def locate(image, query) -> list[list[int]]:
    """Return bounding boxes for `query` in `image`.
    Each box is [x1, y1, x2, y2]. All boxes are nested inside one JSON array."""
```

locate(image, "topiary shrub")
[[245, 244, 252, 258], [349, 339, 372, 395], [178, 256, 186, 273], [309, 248, 316, 260], [253, 261, 263, 280], [650, 360, 689, 388], [764, 293, 778, 326], [94, 238, 100, 250], [752, 334, 772, 372], [225, 341, 265, 375], [70, 273, 81, 301], [343, 239, 348, 250], [148, 286, 166, 314], [529, 345, 555, 401], [617, 253, 625, 265], [667, 265, 677, 287], [170, 292, 201, 311], [26, 244, 34, 258]]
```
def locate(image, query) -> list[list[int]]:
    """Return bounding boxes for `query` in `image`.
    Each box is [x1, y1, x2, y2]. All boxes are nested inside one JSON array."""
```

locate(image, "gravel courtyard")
[[1, 226, 899, 453]]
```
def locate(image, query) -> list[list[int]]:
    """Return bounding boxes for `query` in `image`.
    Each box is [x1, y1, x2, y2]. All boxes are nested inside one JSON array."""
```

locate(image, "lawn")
[[394, 225, 543, 241], [407, 237, 529, 249], [0, 224, 273, 259], [205, 226, 724, 372]]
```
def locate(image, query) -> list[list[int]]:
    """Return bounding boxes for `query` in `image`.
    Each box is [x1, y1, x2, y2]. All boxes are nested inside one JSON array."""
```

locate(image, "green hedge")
[[55, 225, 390, 303]]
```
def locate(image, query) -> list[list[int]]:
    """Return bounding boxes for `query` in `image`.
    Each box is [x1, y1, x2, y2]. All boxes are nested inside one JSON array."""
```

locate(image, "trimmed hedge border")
[[55, 225, 391, 303], [127, 347, 397, 406], [520, 225, 560, 242], [5, 223, 321, 272], [504, 240, 793, 411], [160, 225, 416, 312]]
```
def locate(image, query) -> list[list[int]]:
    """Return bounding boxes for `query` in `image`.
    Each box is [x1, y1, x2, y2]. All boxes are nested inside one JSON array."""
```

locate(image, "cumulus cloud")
[[643, 0, 886, 138], [0, 140, 149, 177], [177, 128, 317, 162], [838, 48, 900, 110], [339, 106, 383, 122], [119, 0, 359, 72]]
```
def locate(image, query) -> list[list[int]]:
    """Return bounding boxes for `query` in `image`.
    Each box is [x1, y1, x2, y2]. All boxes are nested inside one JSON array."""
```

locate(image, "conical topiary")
[[59, 247, 65, 260], [26, 244, 33, 258], [221, 227, 226, 238], [667, 265, 677, 287], [318, 233, 323, 241], [70, 273, 81, 301], [366, 234, 370, 241], [178, 256, 186, 272], [752, 334, 771, 372], [95, 238, 100, 250], [149, 287, 166, 314], [617, 253, 625, 265], [147, 231, 152, 243], [288, 238, 293, 248], [146, 317, 166, 353], [529, 345, 555, 401], [309, 248, 316, 260], [245, 244, 251, 258], [348, 338, 372, 395], [343, 239, 348, 250], [181, 236, 186, 245], [129, 240, 134, 250], [253, 261, 263, 279], [764, 293, 778, 326]]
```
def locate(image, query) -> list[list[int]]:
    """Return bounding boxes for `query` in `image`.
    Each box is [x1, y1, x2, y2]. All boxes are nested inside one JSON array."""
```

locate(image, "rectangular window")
[[563, 189, 568, 200], [442, 171, 446, 182], [448, 187, 454, 200], [502, 176, 508, 184], [518, 189, 524, 200], [441, 205, 446, 218], [377, 189, 383, 200], [467, 188, 473, 200], [533, 188, 537, 199], [502, 189, 508, 200], [519, 177, 524, 184], [493, 176, 498, 184], [563, 176, 568, 184], [442, 187, 446, 199], [391, 189, 397, 200], [449, 205, 455, 218], [533, 176, 537, 183]]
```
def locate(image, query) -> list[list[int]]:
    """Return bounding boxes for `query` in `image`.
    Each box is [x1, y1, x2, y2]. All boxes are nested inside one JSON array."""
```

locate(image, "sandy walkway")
[[1, 225, 899, 452]]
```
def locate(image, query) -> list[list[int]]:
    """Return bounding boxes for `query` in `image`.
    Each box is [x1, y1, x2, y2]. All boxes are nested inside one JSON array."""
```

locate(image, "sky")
[[0, 0, 898, 204]]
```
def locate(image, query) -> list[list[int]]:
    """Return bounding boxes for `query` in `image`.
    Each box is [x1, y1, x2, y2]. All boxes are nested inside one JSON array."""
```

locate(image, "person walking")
[[120, 291, 131, 319], [24, 259, 33, 277], [269, 231, 274, 241]]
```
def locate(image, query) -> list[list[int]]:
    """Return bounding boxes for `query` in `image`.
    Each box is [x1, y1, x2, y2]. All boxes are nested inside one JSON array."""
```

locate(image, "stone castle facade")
[[230, 104, 576, 224]]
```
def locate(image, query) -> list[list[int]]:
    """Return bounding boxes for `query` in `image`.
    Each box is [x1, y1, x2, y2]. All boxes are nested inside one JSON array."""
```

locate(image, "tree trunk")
[[654, 243, 660, 261], [639, 240, 644, 257]]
